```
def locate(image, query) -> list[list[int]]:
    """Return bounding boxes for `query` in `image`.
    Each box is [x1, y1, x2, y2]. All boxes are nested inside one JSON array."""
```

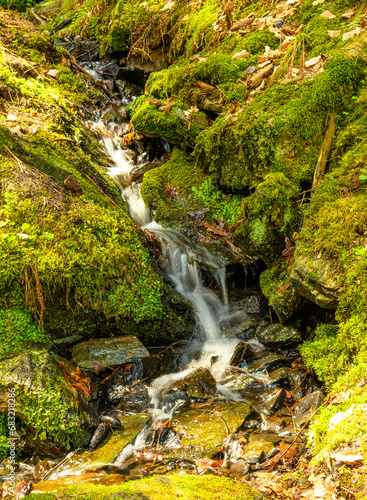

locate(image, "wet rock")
[[218, 368, 261, 394], [248, 354, 292, 374], [266, 368, 291, 388], [130, 161, 162, 183], [44, 413, 150, 481], [64, 174, 82, 194], [101, 103, 129, 125], [260, 414, 287, 433], [253, 388, 286, 416], [160, 385, 188, 413], [116, 383, 150, 413], [0, 350, 97, 453], [71, 336, 149, 373], [237, 295, 262, 314], [224, 318, 259, 339], [241, 441, 275, 464], [230, 342, 254, 367], [293, 391, 325, 426], [89, 422, 110, 450], [290, 249, 340, 309], [226, 434, 275, 463], [228, 459, 250, 479], [249, 432, 281, 445], [256, 323, 302, 347], [170, 402, 252, 462], [101, 415, 122, 427], [181, 367, 217, 399]]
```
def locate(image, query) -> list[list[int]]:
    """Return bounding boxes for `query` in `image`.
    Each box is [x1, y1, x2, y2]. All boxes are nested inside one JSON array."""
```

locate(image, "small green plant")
[[359, 167, 367, 181]]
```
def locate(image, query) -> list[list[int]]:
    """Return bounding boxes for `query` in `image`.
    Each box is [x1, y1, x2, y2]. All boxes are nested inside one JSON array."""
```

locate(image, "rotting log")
[[311, 114, 337, 196]]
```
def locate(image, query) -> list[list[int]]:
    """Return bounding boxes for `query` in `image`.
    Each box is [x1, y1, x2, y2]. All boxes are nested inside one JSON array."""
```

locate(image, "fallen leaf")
[[342, 9, 354, 18], [342, 27, 361, 41], [232, 49, 250, 60], [330, 452, 363, 464], [327, 392, 350, 405], [328, 30, 341, 38], [305, 55, 322, 68], [312, 0, 324, 4], [320, 10, 336, 19], [328, 404, 355, 429]]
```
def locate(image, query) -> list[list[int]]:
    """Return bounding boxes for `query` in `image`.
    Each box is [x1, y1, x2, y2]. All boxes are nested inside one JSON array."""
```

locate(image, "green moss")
[[234, 173, 299, 264], [237, 29, 279, 55], [131, 97, 208, 146], [28, 473, 265, 500], [0, 351, 92, 449], [0, 308, 50, 360], [141, 147, 203, 224]]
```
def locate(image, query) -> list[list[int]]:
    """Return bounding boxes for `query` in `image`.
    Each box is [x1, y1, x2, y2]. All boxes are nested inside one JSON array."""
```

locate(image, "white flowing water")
[[94, 120, 252, 465]]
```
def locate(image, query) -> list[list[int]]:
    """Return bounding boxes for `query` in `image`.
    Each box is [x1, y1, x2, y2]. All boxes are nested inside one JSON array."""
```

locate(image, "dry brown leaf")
[[330, 452, 363, 464], [327, 392, 350, 405], [320, 10, 336, 19], [305, 55, 322, 68], [342, 9, 355, 18], [328, 30, 341, 38], [342, 27, 361, 41]]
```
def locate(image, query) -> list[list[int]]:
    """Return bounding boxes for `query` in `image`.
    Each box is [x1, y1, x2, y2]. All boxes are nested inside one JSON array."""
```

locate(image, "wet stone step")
[[71, 336, 149, 373]]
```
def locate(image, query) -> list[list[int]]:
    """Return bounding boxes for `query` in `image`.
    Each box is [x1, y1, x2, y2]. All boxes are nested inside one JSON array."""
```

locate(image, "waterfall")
[[95, 120, 248, 466]]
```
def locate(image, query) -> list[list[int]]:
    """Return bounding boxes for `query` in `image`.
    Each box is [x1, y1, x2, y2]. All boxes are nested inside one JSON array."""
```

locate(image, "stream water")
[[100, 121, 254, 464], [17, 73, 320, 491]]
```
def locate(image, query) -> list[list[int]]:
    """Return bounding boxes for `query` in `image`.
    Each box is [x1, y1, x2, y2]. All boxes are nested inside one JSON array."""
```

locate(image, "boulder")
[[225, 318, 259, 339], [290, 250, 340, 309], [0, 351, 97, 453], [40, 413, 151, 481], [256, 323, 302, 347], [170, 402, 252, 461], [71, 336, 149, 373], [260, 266, 306, 323], [116, 383, 150, 413]]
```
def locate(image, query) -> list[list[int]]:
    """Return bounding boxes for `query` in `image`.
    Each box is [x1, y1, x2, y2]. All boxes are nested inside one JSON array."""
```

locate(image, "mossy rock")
[[0, 350, 98, 451], [290, 248, 340, 309], [256, 323, 303, 347], [30, 472, 265, 499], [131, 97, 208, 146], [170, 402, 252, 462], [37, 413, 151, 483], [260, 264, 306, 323], [234, 173, 300, 265]]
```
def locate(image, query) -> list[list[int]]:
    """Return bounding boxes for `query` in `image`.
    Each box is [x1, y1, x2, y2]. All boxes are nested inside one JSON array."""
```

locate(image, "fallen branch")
[[70, 55, 120, 101], [84, 173, 119, 207], [268, 398, 328, 470], [311, 114, 337, 196]]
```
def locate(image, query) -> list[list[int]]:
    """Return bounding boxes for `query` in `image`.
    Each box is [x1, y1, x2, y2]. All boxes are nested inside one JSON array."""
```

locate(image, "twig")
[[84, 173, 118, 206], [269, 399, 328, 470], [340, 486, 356, 496], [69, 56, 119, 101], [30, 8, 43, 24], [3, 145, 26, 172], [41, 451, 75, 481]]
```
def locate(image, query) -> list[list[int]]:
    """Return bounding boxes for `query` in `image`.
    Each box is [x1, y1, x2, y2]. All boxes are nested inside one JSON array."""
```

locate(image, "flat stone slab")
[[72, 336, 149, 372], [256, 324, 302, 347]]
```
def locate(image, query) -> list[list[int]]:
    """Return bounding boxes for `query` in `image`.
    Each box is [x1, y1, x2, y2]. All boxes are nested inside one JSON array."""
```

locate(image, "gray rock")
[[238, 295, 261, 314], [225, 318, 259, 339], [71, 336, 149, 373], [256, 323, 302, 347], [117, 383, 150, 413], [253, 388, 285, 416], [290, 249, 340, 309], [248, 354, 292, 374], [230, 342, 254, 366]]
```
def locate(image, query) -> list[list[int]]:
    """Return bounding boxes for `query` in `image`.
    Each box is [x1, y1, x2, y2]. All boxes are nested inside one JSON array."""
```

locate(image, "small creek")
[[25, 67, 323, 491]]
